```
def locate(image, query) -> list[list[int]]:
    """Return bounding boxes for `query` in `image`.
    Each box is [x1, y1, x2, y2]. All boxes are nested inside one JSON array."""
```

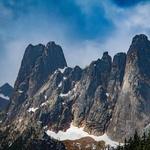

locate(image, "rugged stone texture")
[[1, 34, 150, 146], [7, 42, 67, 123], [108, 52, 126, 90], [107, 52, 127, 111], [0, 98, 10, 112], [12, 42, 67, 105], [72, 52, 112, 135], [0, 83, 13, 98], [107, 34, 150, 141], [0, 83, 13, 120], [63, 137, 105, 150], [0, 126, 66, 150], [5, 52, 113, 135]]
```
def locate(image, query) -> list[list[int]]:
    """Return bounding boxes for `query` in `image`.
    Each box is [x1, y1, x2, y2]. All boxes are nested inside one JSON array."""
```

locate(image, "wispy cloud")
[[0, 0, 150, 86], [100, 1, 150, 54]]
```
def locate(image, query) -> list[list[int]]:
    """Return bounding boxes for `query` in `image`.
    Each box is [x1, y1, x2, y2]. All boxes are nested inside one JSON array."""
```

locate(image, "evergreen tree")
[[114, 130, 150, 150]]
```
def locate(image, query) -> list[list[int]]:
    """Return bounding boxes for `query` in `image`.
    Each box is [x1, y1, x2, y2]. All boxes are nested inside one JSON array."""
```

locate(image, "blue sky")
[[0, 0, 150, 86]]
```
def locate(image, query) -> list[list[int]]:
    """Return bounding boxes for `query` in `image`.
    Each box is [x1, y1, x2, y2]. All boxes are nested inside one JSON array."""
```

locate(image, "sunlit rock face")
[[1, 34, 150, 148], [8, 42, 67, 120], [108, 34, 150, 141]]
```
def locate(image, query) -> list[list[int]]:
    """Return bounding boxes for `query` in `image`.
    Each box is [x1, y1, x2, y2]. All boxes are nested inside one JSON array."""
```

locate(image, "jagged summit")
[[132, 34, 148, 44], [102, 51, 109, 56], [11, 41, 67, 106], [46, 41, 57, 47], [1, 35, 150, 149], [0, 83, 13, 111], [108, 34, 150, 141], [0, 83, 13, 97], [129, 34, 150, 52]]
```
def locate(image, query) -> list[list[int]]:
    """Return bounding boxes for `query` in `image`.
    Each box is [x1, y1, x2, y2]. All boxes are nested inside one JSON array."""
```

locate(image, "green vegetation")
[[115, 131, 150, 150]]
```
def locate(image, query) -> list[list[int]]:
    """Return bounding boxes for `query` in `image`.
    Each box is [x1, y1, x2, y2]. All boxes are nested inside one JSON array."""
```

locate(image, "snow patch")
[[41, 101, 48, 106], [46, 123, 119, 147], [92, 144, 96, 150], [143, 123, 150, 134], [0, 93, 9, 100], [58, 67, 67, 73], [60, 82, 79, 98], [18, 90, 23, 94], [54, 70, 58, 74], [41, 102, 47, 106], [63, 77, 67, 80], [19, 119, 22, 122], [28, 107, 38, 113], [37, 121, 42, 124], [58, 82, 62, 88], [44, 95, 48, 100], [106, 93, 109, 97], [60, 91, 71, 97], [85, 144, 90, 148], [73, 83, 78, 91], [0, 120, 2, 123], [43, 126, 48, 130]]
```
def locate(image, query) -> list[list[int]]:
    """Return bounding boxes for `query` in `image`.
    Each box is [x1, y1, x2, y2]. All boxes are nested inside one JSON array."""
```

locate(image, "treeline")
[[115, 131, 150, 150]]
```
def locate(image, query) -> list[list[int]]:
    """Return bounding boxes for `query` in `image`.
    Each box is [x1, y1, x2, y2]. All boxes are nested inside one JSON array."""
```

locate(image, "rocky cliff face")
[[72, 52, 112, 135], [0, 83, 13, 121], [7, 51, 113, 134], [0, 125, 66, 150], [13, 42, 67, 104], [107, 34, 150, 141], [1, 34, 150, 148], [8, 42, 67, 121]]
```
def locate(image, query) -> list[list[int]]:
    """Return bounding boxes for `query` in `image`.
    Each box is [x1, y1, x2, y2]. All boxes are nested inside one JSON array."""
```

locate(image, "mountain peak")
[[0, 83, 13, 111], [0, 83, 13, 97], [101, 51, 112, 72], [102, 51, 111, 60], [128, 34, 150, 61], [46, 41, 56, 47], [1, 83, 12, 88], [2, 35, 150, 147], [132, 34, 148, 44], [103, 51, 109, 56], [45, 41, 67, 68], [11, 41, 67, 105]]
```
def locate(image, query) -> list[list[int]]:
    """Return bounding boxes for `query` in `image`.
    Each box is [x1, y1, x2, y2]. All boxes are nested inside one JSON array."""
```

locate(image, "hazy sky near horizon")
[[0, 0, 150, 86]]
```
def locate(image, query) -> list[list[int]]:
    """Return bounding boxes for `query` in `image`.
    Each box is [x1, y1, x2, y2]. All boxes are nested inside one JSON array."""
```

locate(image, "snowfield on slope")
[[46, 123, 119, 147], [28, 107, 38, 113], [58, 67, 67, 73], [0, 93, 9, 100]]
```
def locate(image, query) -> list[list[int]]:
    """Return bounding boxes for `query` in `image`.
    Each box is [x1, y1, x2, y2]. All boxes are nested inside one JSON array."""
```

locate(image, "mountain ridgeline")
[[0, 34, 150, 149], [12, 42, 67, 105], [0, 83, 13, 122]]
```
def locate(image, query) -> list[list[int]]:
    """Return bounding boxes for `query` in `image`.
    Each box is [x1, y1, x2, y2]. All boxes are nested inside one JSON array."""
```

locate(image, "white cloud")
[[99, 1, 150, 56], [0, 0, 150, 85], [64, 40, 101, 68], [75, 0, 101, 14], [70, 0, 150, 59], [0, 3, 13, 20]]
